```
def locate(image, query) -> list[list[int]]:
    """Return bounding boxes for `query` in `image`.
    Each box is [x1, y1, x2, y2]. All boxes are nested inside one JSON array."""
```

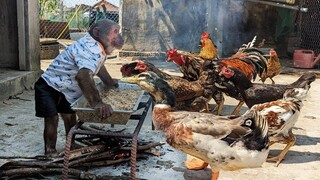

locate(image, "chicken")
[[121, 71, 270, 180], [217, 65, 316, 109], [166, 48, 205, 81], [120, 62, 141, 77], [120, 61, 212, 112], [200, 37, 268, 116], [259, 49, 281, 84], [251, 85, 312, 167], [121, 61, 178, 80], [198, 31, 219, 60], [166, 32, 224, 115], [220, 37, 267, 82], [166, 31, 219, 81]]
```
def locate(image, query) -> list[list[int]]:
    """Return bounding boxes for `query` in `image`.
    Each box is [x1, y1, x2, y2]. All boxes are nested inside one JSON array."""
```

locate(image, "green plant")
[[39, 0, 60, 19]]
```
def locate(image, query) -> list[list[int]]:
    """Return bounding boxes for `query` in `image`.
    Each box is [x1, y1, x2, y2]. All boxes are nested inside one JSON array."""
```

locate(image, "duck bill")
[[120, 75, 139, 84]]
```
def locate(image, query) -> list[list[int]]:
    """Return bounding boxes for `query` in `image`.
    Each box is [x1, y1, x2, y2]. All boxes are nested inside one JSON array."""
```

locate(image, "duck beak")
[[120, 74, 139, 84]]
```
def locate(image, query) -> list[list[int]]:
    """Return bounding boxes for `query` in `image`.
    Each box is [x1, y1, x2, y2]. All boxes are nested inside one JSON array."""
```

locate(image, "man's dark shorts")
[[35, 77, 75, 117]]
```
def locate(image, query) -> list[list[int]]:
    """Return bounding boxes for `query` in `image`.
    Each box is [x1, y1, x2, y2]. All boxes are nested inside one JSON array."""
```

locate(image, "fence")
[[300, 0, 320, 55], [39, 0, 120, 40]]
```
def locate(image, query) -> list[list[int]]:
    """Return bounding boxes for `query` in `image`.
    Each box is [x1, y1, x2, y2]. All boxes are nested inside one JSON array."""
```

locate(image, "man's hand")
[[94, 102, 113, 120]]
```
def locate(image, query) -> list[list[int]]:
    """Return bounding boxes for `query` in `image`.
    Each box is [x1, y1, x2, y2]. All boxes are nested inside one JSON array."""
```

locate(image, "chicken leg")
[[211, 91, 225, 115], [267, 129, 296, 167], [231, 101, 244, 116]]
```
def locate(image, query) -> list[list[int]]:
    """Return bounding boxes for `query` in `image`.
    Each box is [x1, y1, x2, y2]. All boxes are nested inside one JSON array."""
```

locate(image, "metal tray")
[[71, 82, 144, 125]]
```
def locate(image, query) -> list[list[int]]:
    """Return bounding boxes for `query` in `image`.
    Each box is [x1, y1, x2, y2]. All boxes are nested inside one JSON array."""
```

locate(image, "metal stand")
[[62, 94, 153, 180]]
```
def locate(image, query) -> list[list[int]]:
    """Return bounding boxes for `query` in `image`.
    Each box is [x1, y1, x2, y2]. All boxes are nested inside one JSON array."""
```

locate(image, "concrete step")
[[0, 69, 42, 100]]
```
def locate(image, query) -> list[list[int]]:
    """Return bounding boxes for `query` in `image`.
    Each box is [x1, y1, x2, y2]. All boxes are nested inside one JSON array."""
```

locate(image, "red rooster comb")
[[167, 49, 178, 57], [201, 32, 210, 39]]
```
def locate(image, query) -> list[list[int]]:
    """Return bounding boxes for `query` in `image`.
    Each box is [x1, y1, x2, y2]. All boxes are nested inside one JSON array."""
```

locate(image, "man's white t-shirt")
[[42, 34, 106, 104]]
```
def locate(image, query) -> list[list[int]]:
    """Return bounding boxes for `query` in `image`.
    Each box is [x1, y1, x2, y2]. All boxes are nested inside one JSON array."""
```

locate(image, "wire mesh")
[[39, 0, 120, 40], [300, 0, 320, 55]]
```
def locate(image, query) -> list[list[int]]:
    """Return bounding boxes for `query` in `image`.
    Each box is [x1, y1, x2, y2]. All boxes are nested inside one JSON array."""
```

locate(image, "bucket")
[[293, 50, 319, 68]]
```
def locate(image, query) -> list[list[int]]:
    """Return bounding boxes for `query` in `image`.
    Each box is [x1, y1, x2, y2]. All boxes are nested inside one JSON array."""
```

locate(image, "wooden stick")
[[120, 142, 165, 151], [0, 167, 96, 179]]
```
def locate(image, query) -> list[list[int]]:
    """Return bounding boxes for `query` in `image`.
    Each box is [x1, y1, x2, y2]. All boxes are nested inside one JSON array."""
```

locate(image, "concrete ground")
[[0, 56, 320, 180]]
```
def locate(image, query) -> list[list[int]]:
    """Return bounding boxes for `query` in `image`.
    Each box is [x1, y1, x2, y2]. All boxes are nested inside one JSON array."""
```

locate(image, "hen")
[[218, 65, 316, 109], [121, 61, 212, 112], [259, 49, 281, 84], [252, 85, 312, 167], [198, 31, 219, 60], [121, 71, 270, 180]]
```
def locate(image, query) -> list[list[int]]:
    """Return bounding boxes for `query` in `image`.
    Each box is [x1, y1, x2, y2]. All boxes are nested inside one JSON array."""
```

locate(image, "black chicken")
[[217, 65, 316, 108]]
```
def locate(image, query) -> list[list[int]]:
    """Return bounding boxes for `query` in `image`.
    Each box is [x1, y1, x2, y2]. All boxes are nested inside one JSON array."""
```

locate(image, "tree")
[[39, 0, 60, 19]]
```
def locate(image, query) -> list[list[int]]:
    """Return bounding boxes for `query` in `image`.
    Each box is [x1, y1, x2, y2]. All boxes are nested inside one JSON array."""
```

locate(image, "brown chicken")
[[166, 32, 223, 115], [120, 61, 212, 112], [259, 49, 281, 84], [198, 31, 219, 60], [166, 31, 219, 81]]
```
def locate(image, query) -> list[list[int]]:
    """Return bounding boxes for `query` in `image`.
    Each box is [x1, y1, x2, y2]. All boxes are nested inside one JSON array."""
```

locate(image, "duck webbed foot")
[[184, 157, 208, 170], [211, 170, 220, 180]]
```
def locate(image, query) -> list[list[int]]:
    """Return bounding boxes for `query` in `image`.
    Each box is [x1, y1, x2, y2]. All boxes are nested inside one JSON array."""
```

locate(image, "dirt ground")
[[0, 57, 320, 180]]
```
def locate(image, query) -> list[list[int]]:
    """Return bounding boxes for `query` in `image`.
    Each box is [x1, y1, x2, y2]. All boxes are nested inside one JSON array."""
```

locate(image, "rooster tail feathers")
[[238, 36, 257, 52], [238, 48, 268, 80], [248, 36, 257, 48]]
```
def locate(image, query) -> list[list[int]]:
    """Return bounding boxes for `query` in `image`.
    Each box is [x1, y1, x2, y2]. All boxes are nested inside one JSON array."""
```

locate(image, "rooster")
[[166, 31, 219, 81], [166, 32, 224, 115], [220, 36, 267, 81], [212, 37, 268, 115], [251, 84, 312, 167], [259, 49, 281, 84]]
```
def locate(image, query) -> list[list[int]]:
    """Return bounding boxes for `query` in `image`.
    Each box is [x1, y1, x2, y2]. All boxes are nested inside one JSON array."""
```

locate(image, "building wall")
[[0, 0, 40, 71], [121, 0, 279, 57], [121, 0, 207, 53], [0, 0, 19, 68]]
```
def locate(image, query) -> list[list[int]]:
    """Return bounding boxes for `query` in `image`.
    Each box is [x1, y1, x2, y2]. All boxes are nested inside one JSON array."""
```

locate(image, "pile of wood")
[[0, 126, 164, 179]]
